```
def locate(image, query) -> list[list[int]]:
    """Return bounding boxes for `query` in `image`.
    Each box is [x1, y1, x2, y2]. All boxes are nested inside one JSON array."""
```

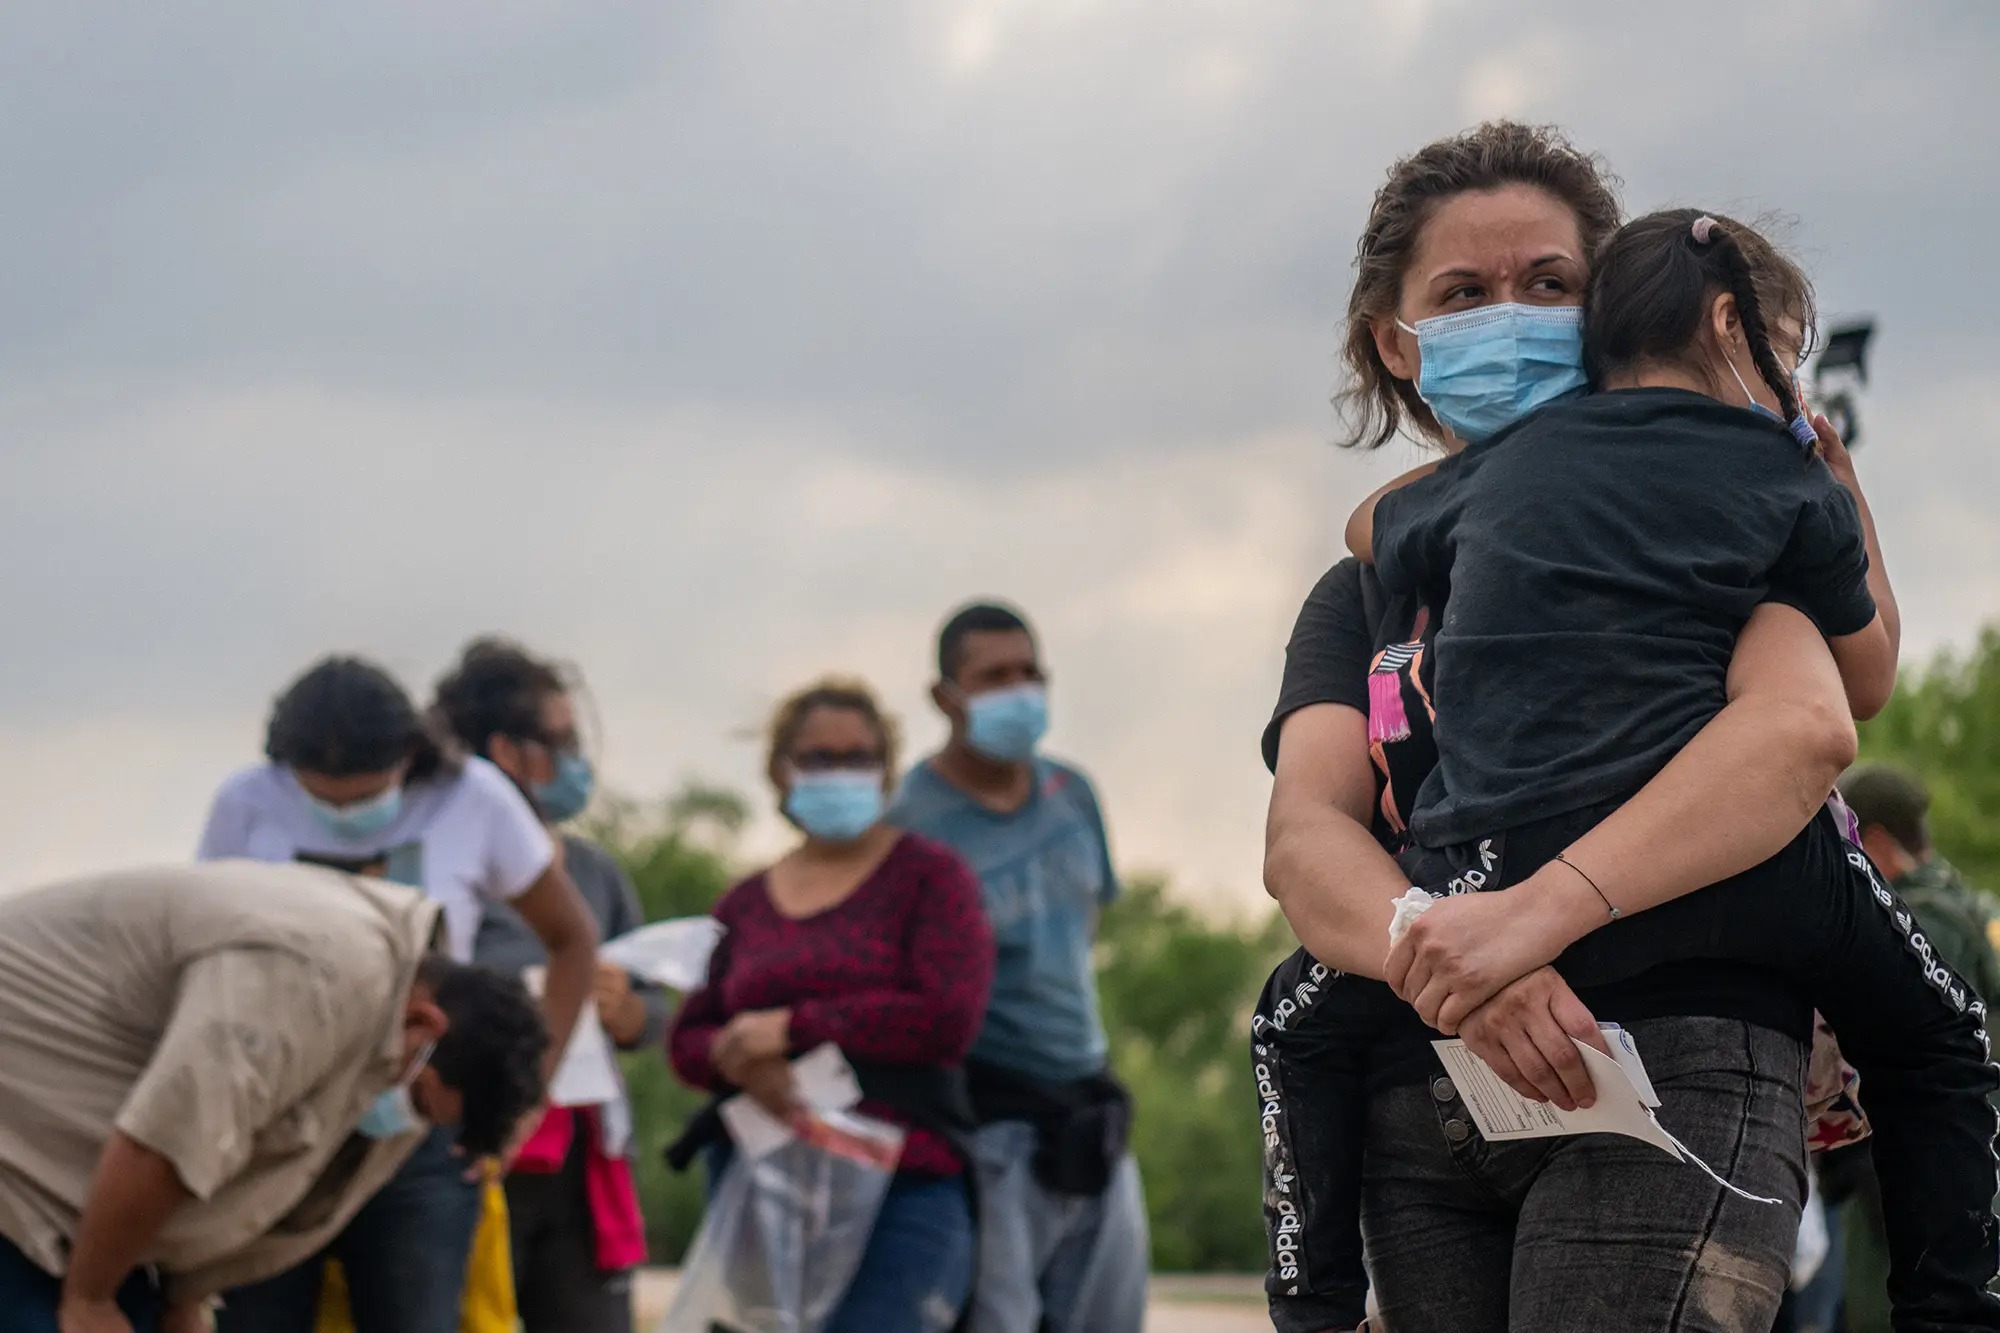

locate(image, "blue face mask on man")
[[1397, 303, 1588, 443], [534, 752, 595, 824], [784, 770, 886, 843], [356, 1040, 434, 1140], [962, 683, 1049, 763], [303, 780, 404, 842]]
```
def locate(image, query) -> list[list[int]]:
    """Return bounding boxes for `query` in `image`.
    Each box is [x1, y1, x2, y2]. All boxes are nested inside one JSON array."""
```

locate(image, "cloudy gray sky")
[[3, 1, 1995, 902]]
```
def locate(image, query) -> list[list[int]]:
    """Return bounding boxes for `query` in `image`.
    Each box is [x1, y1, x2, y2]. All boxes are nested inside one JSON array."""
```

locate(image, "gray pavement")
[[630, 1270, 1270, 1331]]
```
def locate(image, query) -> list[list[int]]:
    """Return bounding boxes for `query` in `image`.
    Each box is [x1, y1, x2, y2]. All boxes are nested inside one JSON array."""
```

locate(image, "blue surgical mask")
[[357, 1040, 434, 1140], [1397, 303, 1588, 443], [783, 770, 886, 843], [534, 752, 595, 824], [963, 683, 1049, 762], [304, 781, 404, 842]]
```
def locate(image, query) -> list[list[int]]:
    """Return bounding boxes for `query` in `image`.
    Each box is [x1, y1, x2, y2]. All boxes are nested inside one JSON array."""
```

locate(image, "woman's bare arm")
[[1527, 600, 1857, 928], [1265, 700, 1608, 1107], [511, 860, 600, 1080], [1390, 602, 1858, 1031], [1262, 703, 1410, 977]]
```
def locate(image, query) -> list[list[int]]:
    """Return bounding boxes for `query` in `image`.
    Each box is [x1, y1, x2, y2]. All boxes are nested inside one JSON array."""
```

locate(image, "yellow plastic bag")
[[460, 1173, 519, 1333], [312, 1174, 516, 1333], [315, 1260, 352, 1333], [316, 1264, 356, 1333]]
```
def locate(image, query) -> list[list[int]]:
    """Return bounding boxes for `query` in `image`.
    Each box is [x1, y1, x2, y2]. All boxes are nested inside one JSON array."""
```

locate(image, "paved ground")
[[632, 1270, 1269, 1330]]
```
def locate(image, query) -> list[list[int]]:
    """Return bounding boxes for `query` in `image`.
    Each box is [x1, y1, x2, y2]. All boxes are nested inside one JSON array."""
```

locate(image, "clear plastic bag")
[[660, 1109, 906, 1333], [1792, 1171, 1831, 1291]]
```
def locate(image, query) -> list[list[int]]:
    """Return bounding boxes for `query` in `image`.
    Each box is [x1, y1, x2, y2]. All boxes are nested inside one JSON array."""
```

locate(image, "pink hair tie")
[[1691, 216, 1719, 244]]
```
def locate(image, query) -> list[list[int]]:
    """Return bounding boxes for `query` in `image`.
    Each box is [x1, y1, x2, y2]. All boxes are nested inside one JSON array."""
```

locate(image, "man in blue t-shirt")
[[889, 601, 1148, 1333]]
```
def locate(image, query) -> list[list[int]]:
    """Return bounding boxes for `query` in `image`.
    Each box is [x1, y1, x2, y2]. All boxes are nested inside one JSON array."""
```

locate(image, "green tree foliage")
[[1095, 878, 1295, 1272], [585, 782, 748, 922], [593, 783, 1292, 1270], [1858, 628, 2000, 893]]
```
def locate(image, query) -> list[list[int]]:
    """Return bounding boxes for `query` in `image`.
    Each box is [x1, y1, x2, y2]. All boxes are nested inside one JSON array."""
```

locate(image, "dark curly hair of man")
[[417, 955, 548, 1157]]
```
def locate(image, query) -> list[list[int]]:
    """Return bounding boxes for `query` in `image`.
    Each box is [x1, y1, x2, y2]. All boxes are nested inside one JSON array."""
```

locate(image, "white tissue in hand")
[[1387, 888, 1437, 947]]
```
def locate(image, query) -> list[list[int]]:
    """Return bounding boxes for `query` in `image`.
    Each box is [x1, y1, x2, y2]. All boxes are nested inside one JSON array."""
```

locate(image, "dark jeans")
[[504, 1133, 633, 1333], [216, 1126, 483, 1333], [1364, 1016, 1806, 1332], [824, 1174, 975, 1333], [1254, 807, 2000, 1333], [0, 1237, 161, 1333]]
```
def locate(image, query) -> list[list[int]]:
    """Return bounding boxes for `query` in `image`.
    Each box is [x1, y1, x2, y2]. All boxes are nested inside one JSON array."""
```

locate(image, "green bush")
[[1858, 627, 2000, 893], [1095, 879, 1294, 1271]]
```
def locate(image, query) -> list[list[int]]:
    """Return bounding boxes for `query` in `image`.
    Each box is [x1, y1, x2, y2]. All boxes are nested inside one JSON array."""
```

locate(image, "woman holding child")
[[1255, 123, 1998, 1333]]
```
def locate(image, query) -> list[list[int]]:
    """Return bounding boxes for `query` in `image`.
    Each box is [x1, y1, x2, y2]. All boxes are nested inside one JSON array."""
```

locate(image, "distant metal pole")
[[1809, 320, 1876, 448]]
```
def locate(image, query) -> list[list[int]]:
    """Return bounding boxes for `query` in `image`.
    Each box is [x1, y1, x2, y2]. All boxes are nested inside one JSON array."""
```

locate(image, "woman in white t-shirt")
[[200, 654, 597, 1333]]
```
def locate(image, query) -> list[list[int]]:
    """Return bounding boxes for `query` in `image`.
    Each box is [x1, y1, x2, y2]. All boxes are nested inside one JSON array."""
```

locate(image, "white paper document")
[[1431, 1026, 1779, 1205], [717, 1044, 866, 1160], [1433, 1034, 1679, 1155], [1601, 1021, 1661, 1107], [547, 1004, 623, 1108], [523, 965, 626, 1110], [598, 917, 726, 991]]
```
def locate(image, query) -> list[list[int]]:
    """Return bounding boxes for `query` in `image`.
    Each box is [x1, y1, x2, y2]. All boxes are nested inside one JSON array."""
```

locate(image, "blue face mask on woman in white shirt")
[[303, 781, 404, 842]]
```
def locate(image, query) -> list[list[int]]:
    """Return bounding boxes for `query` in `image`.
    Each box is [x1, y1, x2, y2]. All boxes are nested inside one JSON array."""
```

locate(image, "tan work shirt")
[[0, 861, 441, 1300]]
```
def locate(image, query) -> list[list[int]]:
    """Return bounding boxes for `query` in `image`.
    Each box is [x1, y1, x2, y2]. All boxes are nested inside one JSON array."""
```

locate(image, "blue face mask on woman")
[[303, 781, 404, 842], [784, 770, 886, 843], [963, 684, 1049, 762], [1397, 303, 1588, 443], [534, 752, 595, 824]]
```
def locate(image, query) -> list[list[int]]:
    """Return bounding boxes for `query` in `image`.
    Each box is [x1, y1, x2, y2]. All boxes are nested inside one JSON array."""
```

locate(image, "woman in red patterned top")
[[669, 677, 995, 1333]]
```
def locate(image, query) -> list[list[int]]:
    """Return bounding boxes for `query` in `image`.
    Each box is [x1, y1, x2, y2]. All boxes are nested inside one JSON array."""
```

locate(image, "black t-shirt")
[[1264, 557, 1439, 848], [1265, 552, 1807, 1069], [1265, 559, 1375, 753], [1374, 387, 1874, 848]]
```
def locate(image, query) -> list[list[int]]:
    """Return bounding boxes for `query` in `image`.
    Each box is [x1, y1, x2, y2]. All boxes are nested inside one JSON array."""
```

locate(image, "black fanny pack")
[[966, 1060, 1131, 1197]]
